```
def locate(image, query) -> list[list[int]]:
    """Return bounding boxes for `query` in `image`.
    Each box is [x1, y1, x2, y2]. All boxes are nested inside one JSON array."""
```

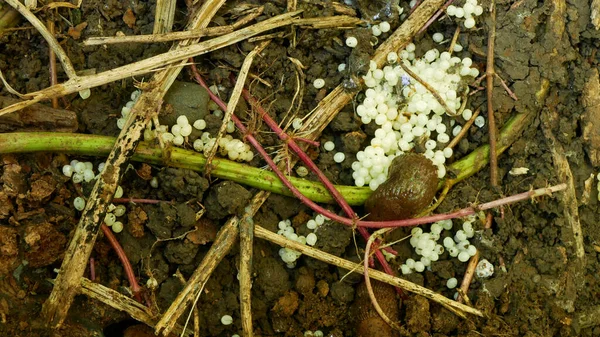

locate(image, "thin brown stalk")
[[494, 73, 518, 100], [292, 15, 363, 29], [447, 107, 481, 149], [47, 19, 58, 108], [77, 277, 192, 335], [486, 0, 498, 187], [417, 0, 456, 34], [447, 25, 461, 54], [399, 61, 455, 116], [457, 249, 479, 303], [85, 7, 264, 46], [239, 207, 255, 337]]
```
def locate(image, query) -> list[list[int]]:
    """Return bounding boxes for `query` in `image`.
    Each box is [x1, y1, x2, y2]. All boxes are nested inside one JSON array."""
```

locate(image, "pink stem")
[[101, 224, 142, 302], [293, 137, 320, 147], [89, 257, 96, 281]]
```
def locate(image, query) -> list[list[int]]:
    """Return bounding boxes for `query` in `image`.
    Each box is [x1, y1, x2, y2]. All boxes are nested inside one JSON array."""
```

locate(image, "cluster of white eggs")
[[350, 44, 480, 190], [276, 214, 327, 268], [400, 216, 478, 275], [191, 133, 254, 162], [67, 159, 127, 233], [62, 160, 98, 184], [447, 0, 484, 29], [118, 88, 254, 162]]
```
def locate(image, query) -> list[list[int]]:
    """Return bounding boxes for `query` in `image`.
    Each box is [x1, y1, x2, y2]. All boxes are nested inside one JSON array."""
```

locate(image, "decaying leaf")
[[67, 22, 88, 40], [123, 8, 136, 28]]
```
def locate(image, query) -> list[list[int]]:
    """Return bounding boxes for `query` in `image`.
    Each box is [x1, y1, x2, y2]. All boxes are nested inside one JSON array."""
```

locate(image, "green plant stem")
[[0, 113, 528, 205]]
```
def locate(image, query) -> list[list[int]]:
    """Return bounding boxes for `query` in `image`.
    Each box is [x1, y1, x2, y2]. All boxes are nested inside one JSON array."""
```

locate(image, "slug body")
[[364, 153, 438, 221], [352, 280, 399, 337]]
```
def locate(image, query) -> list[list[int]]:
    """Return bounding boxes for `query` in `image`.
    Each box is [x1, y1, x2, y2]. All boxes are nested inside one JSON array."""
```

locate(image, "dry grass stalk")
[[155, 196, 261, 335], [205, 41, 270, 175], [332, 2, 357, 16], [174, 270, 200, 336], [398, 61, 455, 115], [4, 0, 76, 79], [78, 278, 192, 336], [84, 6, 264, 46], [254, 225, 483, 317], [153, 0, 176, 34], [41, 0, 227, 328], [447, 107, 481, 149], [293, 15, 363, 29], [239, 207, 256, 337], [0, 10, 302, 117]]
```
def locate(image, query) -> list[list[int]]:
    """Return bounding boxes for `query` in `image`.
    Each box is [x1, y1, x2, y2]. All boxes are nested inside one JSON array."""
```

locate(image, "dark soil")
[[1, 0, 600, 336]]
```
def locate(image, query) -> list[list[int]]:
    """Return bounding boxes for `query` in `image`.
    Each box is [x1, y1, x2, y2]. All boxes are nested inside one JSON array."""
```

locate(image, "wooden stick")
[[5, 0, 76, 79], [0, 96, 77, 132], [0, 10, 302, 118], [40, 0, 227, 328]]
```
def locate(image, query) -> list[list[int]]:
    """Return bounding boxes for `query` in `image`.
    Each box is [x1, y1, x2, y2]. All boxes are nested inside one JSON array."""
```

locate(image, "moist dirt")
[[1, 0, 600, 336]]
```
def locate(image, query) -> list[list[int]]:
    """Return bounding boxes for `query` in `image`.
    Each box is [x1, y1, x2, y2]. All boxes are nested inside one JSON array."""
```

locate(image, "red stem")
[[101, 224, 142, 302], [89, 257, 96, 281]]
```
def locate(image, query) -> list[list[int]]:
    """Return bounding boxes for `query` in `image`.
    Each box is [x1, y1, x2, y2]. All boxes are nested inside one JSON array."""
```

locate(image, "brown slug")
[[352, 280, 400, 337], [364, 153, 438, 221]]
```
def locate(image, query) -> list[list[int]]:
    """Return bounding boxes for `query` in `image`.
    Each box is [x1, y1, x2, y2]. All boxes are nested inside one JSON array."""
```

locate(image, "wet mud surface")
[[1, 0, 600, 336]]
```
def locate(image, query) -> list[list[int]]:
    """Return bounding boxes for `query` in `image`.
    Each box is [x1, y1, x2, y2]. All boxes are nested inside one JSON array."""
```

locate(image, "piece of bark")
[[581, 68, 600, 167], [0, 96, 77, 132]]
